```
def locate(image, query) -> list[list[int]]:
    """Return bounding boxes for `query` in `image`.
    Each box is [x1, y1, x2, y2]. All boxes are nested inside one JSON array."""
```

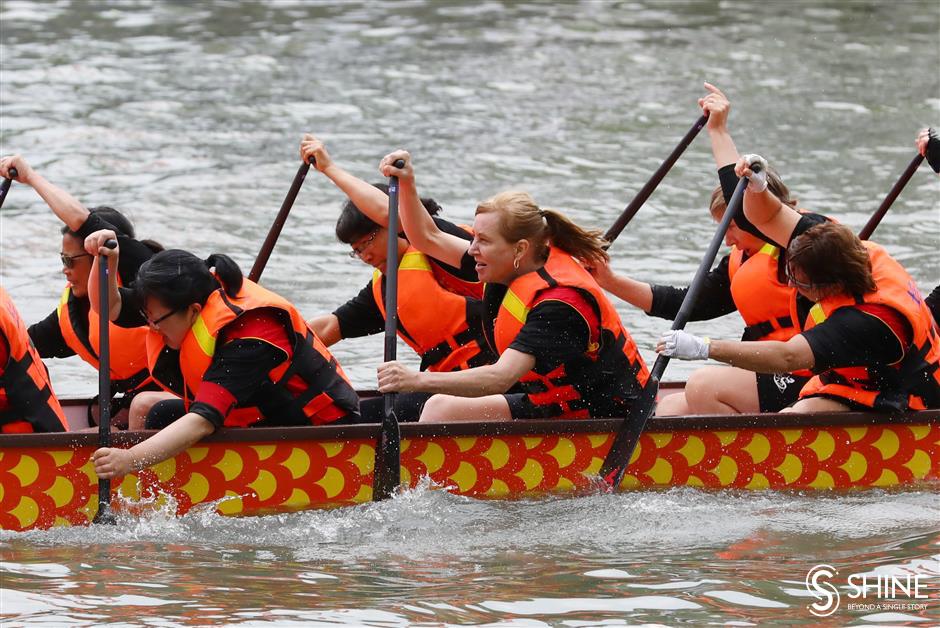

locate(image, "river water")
[[1, 0, 938, 625]]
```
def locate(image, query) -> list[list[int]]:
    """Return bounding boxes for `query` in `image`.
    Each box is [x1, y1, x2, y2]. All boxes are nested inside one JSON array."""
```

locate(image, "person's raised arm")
[[735, 154, 802, 246], [699, 82, 740, 168], [587, 257, 653, 313], [84, 229, 123, 321], [377, 348, 535, 397], [0, 155, 90, 232], [378, 150, 469, 268], [916, 127, 940, 174], [299, 134, 396, 228]]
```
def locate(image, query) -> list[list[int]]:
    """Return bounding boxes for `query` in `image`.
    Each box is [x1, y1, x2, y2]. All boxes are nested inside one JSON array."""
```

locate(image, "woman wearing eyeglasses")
[[658, 154, 940, 413], [84, 234, 361, 479], [0, 155, 162, 428], [375, 151, 650, 423], [300, 136, 495, 422]]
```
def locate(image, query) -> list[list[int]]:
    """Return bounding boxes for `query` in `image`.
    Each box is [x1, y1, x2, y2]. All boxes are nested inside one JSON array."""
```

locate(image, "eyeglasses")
[[348, 229, 380, 259], [60, 252, 92, 269], [140, 307, 182, 327], [785, 261, 828, 291]]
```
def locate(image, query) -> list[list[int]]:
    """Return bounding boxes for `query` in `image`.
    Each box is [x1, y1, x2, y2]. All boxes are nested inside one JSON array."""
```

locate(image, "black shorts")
[[503, 392, 631, 420], [756, 372, 812, 413]]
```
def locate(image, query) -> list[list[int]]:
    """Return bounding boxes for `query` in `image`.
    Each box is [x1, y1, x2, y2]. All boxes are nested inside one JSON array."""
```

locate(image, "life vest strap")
[[742, 315, 794, 342]]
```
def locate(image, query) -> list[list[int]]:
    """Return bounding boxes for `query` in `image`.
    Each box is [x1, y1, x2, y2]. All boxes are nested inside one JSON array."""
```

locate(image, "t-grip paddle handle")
[[93, 239, 118, 526], [0, 167, 18, 210]]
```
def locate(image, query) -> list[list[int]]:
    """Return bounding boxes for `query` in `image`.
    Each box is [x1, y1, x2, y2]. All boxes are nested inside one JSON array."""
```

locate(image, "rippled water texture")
[[1, 0, 939, 624]]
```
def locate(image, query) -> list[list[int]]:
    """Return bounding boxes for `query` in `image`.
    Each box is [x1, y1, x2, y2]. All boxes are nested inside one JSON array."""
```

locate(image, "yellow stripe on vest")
[[758, 243, 780, 259], [191, 313, 217, 357], [809, 303, 826, 325], [502, 289, 531, 325], [399, 251, 433, 271], [56, 286, 70, 316]]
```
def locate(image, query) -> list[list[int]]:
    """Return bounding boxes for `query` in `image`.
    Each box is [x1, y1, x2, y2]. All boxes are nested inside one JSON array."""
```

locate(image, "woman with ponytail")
[[83, 230, 360, 480], [374, 151, 649, 423]]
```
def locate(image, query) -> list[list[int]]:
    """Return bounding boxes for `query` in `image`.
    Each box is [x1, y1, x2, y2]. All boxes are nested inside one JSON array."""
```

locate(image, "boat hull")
[[2, 408, 938, 531]]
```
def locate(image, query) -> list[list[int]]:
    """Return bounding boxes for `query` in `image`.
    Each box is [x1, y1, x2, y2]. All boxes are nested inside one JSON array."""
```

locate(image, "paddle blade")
[[598, 375, 660, 490], [372, 409, 402, 501]]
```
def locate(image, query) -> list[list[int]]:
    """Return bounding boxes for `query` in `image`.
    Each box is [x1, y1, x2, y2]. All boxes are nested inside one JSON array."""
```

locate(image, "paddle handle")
[[94, 239, 118, 525], [248, 159, 315, 283], [604, 114, 708, 246], [374, 158, 405, 502], [0, 167, 18, 209], [599, 174, 749, 488], [858, 153, 924, 241]]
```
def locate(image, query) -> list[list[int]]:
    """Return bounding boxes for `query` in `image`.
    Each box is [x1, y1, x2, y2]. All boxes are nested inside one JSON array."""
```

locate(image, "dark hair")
[[334, 182, 443, 244], [708, 169, 798, 220], [134, 249, 244, 311], [61, 206, 164, 253], [475, 191, 609, 268], [788, 222, 876, 296]]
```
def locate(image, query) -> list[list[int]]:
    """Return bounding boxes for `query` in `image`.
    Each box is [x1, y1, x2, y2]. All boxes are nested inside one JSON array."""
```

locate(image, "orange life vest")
[[372, 246, 494, 372], [795, 242, 940, 411], [56, 285, 153, 394], [728, 244, 799, 342], [0, 287, 67, 433], [489, 247, 649, 419], [147, 279, 359, 427]]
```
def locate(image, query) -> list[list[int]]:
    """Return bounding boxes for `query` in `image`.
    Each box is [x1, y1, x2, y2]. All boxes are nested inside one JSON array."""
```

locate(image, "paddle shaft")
[[599, 175, 750, 488], [0, 167, 18, 209], [248, 159, 315, 283], [604, 114, 708, 246], [373, 159, 406, 501], [858, 153, 924, 241], [93, 239, 118, 525]]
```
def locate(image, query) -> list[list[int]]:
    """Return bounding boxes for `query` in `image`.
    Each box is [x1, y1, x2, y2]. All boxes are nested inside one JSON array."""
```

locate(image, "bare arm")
[[0, 155, 90, 231], [92, 412, 216, 479], [378, 150, 470, 268], [735, 156, 802, 246], [708, 334, 815, 373], [299, 134, 396, 228], [698, 82, 740, 168], [308, 314, 343, 346], [377, 349, 535, 397], [84, 229, 122, 321], [588, 258, 653, 312]]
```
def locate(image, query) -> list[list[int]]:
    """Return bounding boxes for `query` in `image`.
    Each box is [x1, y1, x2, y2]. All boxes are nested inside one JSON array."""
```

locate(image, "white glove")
[[741, 153, 769, 193], [658, 330, 710, 360]]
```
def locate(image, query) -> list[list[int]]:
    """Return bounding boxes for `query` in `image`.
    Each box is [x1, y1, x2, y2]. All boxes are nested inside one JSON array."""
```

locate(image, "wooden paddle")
[[248, 157, 315, 283], [604, 114, 708, 246], [372, 158, 406, 501], [0, 167, 18, 209], [598, 173, 751, 489], [858, 153, 925, 241], [93, 239, 118, 525]]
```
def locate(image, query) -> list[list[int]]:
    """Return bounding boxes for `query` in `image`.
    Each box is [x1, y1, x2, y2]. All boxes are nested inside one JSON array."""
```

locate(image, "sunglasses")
[[348, 229, 380, 259], [140, 306, 183, 327], [60, 252, 92, 269]]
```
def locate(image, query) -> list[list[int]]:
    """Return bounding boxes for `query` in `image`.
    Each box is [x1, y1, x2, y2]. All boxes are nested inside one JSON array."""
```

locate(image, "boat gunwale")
[[2, 406, 937, 449]]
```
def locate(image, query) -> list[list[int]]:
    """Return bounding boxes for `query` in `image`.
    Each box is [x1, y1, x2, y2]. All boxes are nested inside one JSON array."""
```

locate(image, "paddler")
[[658, 154, 940, 413], [299, 135, 496, 422], [915, 127, 939, 324], [0, 155, 162, 428], [84, 232, 361, 479], [375, 151, 650, 422]]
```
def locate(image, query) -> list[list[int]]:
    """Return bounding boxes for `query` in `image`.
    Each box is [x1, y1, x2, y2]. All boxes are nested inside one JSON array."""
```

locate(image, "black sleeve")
[[113, 286, 147, 328], [789, 212, 828, 242], [717, 164, 769, 244], [647, 255, 738, 321], [27, 310, 76, 359], [332, 281, 385, 339], [926, 128, 940, 173], [926, 284, 940, 324], [430, 217, 478, 282], [801, 307, 907, 373], [189, 338, 289, 428], [75, 212, 156, 285], [508, 300, 590, 373]]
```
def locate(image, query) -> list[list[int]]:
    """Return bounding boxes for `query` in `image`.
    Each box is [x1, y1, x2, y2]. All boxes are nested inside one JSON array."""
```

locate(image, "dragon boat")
[[1, 383, 938, 532]]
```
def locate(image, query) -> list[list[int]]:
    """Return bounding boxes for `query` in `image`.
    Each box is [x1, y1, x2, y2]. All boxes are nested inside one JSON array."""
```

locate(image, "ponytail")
[[541, 209, 609, 268], [205, 253, 244, 296]]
